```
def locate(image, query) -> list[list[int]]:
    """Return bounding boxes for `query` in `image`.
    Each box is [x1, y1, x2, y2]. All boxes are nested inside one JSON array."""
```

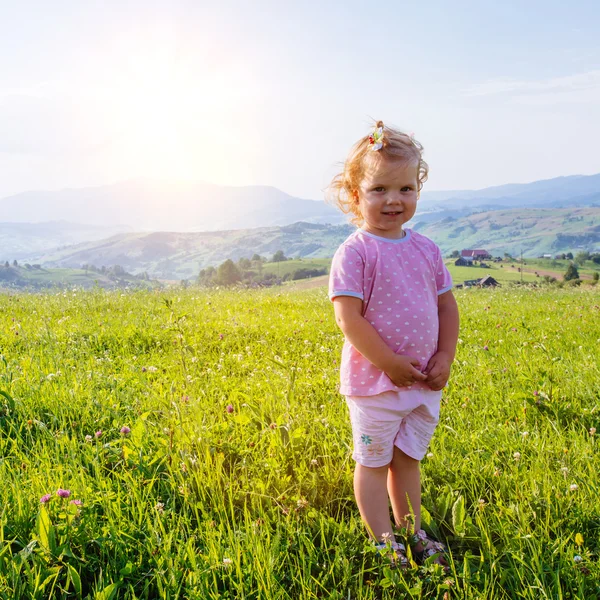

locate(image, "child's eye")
[[401, 186, 413, 192], [373, 186, 385, 192]]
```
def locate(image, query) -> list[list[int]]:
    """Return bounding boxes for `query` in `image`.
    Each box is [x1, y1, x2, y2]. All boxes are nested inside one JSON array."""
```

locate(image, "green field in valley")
[[1, 286, 599, 598]]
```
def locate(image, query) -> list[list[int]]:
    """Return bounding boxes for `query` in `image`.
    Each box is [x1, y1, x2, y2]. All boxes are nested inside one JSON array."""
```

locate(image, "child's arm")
[[424, 290, 459, 390], [333, 296, 427, 387]]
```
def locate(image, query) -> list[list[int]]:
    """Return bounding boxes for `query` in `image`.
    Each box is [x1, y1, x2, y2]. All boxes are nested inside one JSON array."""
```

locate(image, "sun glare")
[[94, 39, 262, 184]]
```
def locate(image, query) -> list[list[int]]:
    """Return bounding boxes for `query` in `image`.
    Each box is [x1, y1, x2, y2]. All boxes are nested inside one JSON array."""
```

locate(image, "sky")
[[1, 0, 599, 201]]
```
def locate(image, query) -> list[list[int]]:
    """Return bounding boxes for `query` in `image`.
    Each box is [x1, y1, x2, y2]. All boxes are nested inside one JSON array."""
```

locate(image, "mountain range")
[[22, 208, 600, 279], [1, 173, 599, 279]]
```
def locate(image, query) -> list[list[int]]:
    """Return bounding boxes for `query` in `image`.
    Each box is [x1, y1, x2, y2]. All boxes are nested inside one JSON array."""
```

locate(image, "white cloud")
[[464, 70, 600, 103]]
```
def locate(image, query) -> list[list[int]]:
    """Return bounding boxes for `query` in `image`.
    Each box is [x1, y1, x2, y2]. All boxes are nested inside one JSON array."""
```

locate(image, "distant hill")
[[29, 222, 356, 279], [27, 208, 600, 279], [0, 221, 132, 260], [418, 173, 600, 210], [0, 179, 344, 232], [415, 207, 600, 257], [1, 173, 598, 236]]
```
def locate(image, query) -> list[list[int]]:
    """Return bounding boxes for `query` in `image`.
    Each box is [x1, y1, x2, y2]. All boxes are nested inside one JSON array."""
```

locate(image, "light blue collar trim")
[[358, 228, 412, 243]]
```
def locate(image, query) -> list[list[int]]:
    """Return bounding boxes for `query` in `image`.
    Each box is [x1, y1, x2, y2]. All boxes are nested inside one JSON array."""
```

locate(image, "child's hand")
[[386, 355, 428, 388], [423, 351, 453, 391]]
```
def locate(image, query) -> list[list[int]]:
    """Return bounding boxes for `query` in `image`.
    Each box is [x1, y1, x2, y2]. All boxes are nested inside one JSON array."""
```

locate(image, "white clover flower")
[[570, 484, 578, 491]]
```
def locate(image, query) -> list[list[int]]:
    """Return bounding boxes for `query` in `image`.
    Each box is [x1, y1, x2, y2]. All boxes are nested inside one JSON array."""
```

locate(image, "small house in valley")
[[479, 275, 499, 287], [461, 249, 491, 261], [462, 276, 500, 288]]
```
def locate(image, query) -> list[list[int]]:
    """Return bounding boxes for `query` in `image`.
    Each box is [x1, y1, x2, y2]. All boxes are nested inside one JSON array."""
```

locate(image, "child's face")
[[355, 158, 419, 239]]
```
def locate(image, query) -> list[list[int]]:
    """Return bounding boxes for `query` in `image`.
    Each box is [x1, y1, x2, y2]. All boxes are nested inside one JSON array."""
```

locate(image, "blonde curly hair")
[[327, 121, 429, 226]]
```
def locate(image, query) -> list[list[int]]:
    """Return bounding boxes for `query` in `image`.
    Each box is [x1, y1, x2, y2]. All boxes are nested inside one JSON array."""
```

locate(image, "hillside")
[[30, 222, 356, 279], [27, 208, 600, 279], [0, 179, 343, 231], [0, 221, 132, 260], [417, 207, 600, 256]]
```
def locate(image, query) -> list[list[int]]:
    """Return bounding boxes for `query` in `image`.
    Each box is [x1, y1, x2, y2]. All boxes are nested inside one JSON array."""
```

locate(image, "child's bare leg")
[[354, 462, 394, 542], [387, 446, 421, 532]]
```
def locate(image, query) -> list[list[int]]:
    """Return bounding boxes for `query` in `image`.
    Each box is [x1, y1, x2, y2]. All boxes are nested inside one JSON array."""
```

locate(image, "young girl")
[[328, 121, 459, 567]]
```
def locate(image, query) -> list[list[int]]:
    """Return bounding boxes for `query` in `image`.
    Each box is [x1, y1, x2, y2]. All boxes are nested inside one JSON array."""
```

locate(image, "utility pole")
[[520, 249, 523, 284]]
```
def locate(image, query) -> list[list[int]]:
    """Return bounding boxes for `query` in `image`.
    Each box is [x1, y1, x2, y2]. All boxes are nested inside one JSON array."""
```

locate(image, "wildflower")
[[483, 345, 489, 351], [85, 435, 93, 442], [95, 430, 102, 438], [40, 493, 52, 504], [478, 499, 486, 506], [219, 334, 224, 340], [574, 555, 582, 563], [380, 532, 394, 545], [533, 390, 539, 397], [56, 489, 71, 498], [70, 499, 83, 506], [155, 502, 165, 513], [141, 367, 147, 373], [521, 431, 529, 438], [570, 484, 578, 491], [297, 497, 309, 509], [223, 558, 233, 566], [590, 427, 596, 435], [147, 366, 158, 372], [226, 404, 234, 414], [426, 452, 434, 458], [513, 452, 521, 460], [269, 423, 277, 430], [310, 459, 318, 466], [120, 426, 131, 435]]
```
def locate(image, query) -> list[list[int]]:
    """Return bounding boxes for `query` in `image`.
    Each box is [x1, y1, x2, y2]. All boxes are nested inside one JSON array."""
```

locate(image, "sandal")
[[410, 529, 449, 567], [374, 540, 409, 569]]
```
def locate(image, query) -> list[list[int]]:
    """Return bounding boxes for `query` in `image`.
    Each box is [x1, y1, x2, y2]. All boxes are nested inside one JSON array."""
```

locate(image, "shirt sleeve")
[[329, 244, 365, 301], [434, 244, 453, 295]]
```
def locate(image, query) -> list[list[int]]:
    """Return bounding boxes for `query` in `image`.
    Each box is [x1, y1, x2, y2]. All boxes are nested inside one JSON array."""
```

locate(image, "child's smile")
[[356, 159, 419, 239]]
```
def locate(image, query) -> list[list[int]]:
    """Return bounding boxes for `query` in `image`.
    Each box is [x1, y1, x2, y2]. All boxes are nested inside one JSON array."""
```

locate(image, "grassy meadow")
[[1, 285, 599, 599]]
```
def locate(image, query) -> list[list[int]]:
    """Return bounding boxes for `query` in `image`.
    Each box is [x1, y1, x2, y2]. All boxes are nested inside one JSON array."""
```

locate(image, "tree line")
[[197, 251, 327, 287]]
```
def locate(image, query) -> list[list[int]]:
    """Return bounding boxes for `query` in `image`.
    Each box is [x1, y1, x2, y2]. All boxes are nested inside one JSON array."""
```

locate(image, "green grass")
[[0, 286, 599, 598], [261, 258, 332, 278]]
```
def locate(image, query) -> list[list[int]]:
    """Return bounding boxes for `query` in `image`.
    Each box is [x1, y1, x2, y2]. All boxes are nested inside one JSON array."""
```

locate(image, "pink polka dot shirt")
[[329, 228, 453, 396]]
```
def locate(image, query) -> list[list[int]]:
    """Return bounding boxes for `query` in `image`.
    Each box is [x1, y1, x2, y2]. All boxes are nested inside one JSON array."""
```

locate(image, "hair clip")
[[368, 126, 384, 151]]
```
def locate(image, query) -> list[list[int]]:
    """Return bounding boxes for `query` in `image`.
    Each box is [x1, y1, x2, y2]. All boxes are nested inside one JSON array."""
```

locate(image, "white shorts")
[[346, 388, 442, 467]]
